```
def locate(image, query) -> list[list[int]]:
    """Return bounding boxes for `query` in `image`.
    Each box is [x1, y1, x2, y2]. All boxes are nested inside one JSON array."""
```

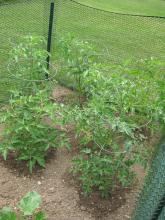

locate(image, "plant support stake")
[[46, 1, 55, 75]]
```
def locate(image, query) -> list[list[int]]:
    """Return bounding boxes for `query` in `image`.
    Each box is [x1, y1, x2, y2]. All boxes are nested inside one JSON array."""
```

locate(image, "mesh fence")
[[133, 141, 165, 220], [0, 0, 48, 103], [0, 0, 165, 102], [158, 206, 165, 220], [54, 0, 165, 61]]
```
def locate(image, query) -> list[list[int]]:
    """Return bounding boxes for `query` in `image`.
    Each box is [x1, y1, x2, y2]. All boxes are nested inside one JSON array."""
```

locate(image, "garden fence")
[[0, 1, 165, 218], [133, 140, 165, 220], [0, 0, 165, 102]]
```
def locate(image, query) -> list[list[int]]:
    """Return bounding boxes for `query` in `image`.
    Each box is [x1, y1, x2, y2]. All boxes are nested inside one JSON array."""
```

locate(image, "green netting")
[[158, 206, 165, 220], [54, 0, 165, 61], [0, 0, 48, 103], [0, 0, 165, 102], [133, 141, 165, 220]]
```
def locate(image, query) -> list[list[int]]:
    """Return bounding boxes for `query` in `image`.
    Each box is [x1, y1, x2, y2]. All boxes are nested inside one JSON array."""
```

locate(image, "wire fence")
[[133, 141, 165, 220], [54, 0, 165, 61], [0, 0, 47, 103], [0, 0, 165, 102]]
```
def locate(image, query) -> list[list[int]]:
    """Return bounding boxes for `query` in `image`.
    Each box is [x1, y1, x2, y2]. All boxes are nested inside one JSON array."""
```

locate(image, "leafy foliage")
[[18, 192, 42, 216], [0, 191, 46, 220], [64, 37, 165, 197], [1, 34, 165, 199], [56, 34, 97, 101], [8, 35, 51, 95], [0, 35, 68, 172], [0, 207, 17, 220], [0, 90, 68, 172], [72, 153, 135, 197]]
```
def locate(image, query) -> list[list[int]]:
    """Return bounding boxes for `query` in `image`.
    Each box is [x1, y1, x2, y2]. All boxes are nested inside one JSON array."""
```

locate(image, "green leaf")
[[18, 191, 42, 216], [36, 157, 45, 168], [35, 211, 47, 220], [1, 148, 8, 160], [0, 207, 17, 220], [82, 148, 91, 154], [124, 141, 133, 152]]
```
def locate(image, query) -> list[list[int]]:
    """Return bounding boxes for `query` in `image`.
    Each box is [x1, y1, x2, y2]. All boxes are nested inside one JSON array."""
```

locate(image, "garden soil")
[[0, 86, 146, 220]]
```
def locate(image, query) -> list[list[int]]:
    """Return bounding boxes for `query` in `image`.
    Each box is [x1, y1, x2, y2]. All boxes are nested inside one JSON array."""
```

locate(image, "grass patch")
[[77, 0, 165, 17]]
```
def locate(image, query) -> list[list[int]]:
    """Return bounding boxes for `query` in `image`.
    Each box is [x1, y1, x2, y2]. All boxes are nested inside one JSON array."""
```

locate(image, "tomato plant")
[[70, 54, 165, 197], [0, 90, 69, 172]]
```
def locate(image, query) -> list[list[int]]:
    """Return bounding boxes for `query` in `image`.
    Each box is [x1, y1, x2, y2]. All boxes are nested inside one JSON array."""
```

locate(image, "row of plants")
[[0, 35, 165, 205], [55, 35, 165, 196], [0, 36, 66, 219], [0, 36, 69, 172]]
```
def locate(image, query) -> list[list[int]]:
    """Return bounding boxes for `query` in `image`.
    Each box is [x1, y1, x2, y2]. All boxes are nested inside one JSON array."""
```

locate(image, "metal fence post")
[[46, 1, 55, 76]]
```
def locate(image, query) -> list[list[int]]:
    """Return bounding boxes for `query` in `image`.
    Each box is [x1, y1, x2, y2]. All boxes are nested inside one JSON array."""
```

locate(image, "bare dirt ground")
[[0, 147, 143, 220], [0, 86, 146, 220]]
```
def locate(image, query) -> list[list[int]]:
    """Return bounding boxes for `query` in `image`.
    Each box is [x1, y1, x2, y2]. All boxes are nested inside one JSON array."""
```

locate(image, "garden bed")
[[0, 34, 164, 219], [0, 149, 144, 220], [0, 86, 147, 220]]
